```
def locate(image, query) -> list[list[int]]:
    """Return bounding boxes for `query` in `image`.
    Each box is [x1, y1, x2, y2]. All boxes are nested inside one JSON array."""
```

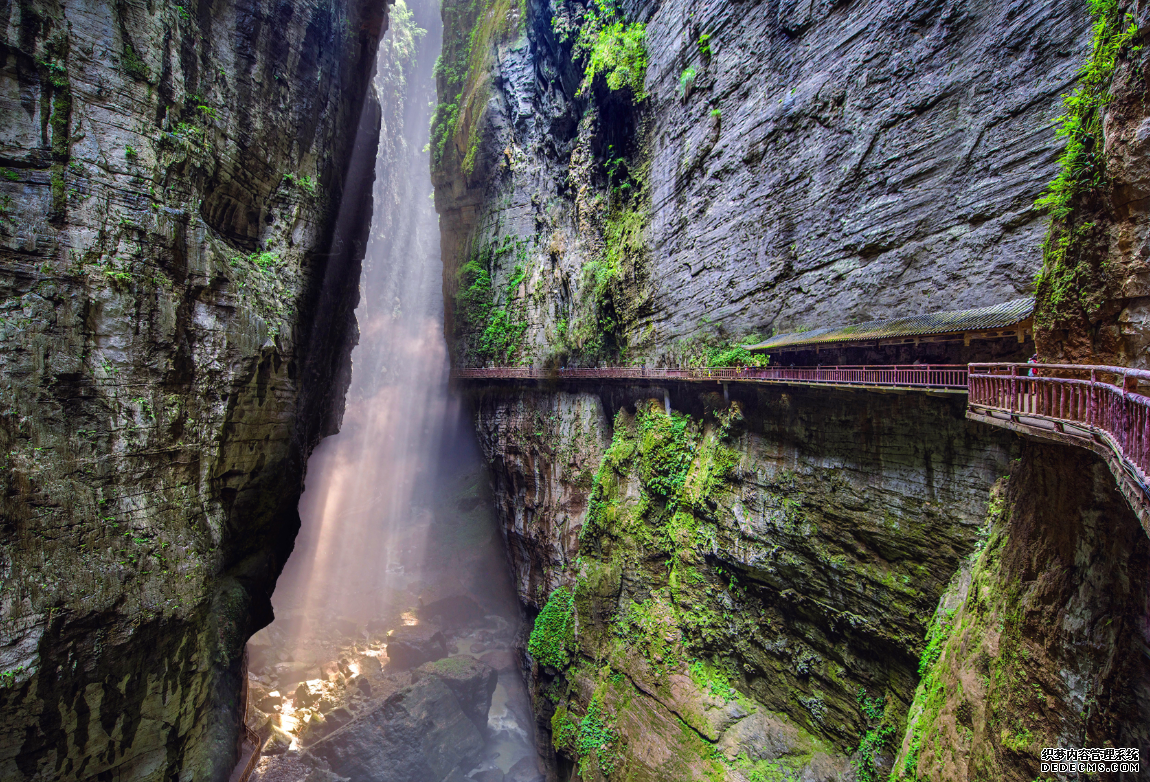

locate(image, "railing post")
[[1010, 365, 1017, 414], [1089, 369, 1097, 428]]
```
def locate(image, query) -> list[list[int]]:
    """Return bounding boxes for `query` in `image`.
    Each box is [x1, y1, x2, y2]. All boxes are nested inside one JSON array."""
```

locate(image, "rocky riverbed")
[[247, 468, 544, 782]]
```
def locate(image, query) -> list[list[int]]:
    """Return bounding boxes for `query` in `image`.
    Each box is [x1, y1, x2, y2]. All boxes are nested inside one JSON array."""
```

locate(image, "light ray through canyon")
[[245, 2, 540, 777]]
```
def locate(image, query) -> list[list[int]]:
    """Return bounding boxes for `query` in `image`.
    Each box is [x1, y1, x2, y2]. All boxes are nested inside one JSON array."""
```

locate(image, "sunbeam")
[[242, 2, 541, 778]]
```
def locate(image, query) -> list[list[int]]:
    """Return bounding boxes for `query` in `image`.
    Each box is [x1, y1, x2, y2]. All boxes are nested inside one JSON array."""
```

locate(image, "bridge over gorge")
[[452, 361, 1150, 535]]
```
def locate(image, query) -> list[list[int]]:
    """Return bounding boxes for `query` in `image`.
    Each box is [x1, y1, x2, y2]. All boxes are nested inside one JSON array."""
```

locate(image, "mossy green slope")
[[514, 390, 1010, 780]]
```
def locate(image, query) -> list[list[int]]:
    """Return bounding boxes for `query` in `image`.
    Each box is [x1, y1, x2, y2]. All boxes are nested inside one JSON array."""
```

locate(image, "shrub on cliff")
[[1035, 0, 1137, 222], [583, 19, 647, 99], [1033, 0, 1139, 328], [528, 586, 575, 669], [555, 0, 648, 101], [705, 344, 768, 368]]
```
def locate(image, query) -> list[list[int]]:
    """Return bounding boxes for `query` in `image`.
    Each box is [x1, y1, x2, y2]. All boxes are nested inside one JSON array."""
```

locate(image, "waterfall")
[[245, 3, 541, 778]]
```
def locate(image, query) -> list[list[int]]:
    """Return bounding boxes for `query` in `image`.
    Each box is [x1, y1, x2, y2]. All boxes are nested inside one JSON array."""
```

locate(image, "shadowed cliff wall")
[[0, 1, 388, 778]]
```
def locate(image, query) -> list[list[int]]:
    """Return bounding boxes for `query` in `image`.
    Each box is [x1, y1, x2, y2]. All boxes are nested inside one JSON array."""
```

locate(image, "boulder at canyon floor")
[[385, 625, 449, 669], [415, 655, 499, 734], [306, 675, 487, 782]]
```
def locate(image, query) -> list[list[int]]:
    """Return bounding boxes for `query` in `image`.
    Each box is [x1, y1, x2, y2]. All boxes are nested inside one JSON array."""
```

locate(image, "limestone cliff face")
[[434, 0, 1090, 367], [469, 383, 1022, 779], [0, 2, 386, 779], [1032, 0, 1150, 366]]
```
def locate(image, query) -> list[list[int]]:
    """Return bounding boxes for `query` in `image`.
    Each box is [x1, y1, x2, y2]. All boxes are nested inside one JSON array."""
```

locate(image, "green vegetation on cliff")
[[528, 586, 576, 669], [537, 394, 969, 779], [891, 479, 1011, 780], [563, 152, 651, 365], [551, 691, 624, 776], [853, 690, 895, 782], [696, 342, 768, 368], [553, 0, 648, 100], [550, 402, 761, 775], [1035, 0, 1136, 221], [453, 237, 530, 364], [431, 0, 523, 176], [1034, 0, 1138, 326]]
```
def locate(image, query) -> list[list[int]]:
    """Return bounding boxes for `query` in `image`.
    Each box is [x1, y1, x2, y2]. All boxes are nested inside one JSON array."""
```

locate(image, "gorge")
[[1, 0, 1149, 781]]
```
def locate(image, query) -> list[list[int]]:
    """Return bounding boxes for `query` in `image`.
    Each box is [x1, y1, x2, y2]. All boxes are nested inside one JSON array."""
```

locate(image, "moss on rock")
[[528, 586, 576, 669]]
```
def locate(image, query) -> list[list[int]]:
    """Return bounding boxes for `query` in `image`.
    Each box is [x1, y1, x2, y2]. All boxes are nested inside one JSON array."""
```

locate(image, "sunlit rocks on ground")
[[247, 468, 544, 782]]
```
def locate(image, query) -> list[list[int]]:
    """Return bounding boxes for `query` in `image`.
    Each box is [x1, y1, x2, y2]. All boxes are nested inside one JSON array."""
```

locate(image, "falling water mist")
[[245, 3, 541, 779]]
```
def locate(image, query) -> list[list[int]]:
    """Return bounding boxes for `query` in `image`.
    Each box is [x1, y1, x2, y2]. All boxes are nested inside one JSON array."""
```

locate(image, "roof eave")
[[746, 320, 1034, 353]]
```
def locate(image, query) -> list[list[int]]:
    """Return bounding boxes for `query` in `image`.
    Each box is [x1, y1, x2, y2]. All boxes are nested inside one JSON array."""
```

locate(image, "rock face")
[[0, 1, 388, 779], [638, 0, 1087, 344], [468, 383, 1021, 777], [386, 625, 449, 669], [306, 674, 489, 782], [892, 441, 1150, 780], [433, 0, 1091, 367], [416, 655, 499, 734], [467, 381, 1150, 779], [1030, 0, 1150, 367]]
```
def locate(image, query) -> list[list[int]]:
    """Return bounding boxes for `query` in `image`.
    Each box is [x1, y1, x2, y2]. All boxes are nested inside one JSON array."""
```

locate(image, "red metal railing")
[[452, 364, 968, 389], [740, 364, 967, 388], [968, 363, 1150, 486], [236, 725, 262, 782]]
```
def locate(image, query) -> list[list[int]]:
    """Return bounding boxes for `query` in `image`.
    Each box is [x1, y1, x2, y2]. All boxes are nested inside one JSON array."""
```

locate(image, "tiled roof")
[[746, 297, 1034, 351]]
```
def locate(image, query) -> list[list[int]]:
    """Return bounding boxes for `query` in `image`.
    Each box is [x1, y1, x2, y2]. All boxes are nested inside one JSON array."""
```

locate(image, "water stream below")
[[242, 4, 542, 779]]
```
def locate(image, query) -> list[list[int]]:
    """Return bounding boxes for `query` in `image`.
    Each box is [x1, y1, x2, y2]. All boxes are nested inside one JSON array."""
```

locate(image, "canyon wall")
[[469, 383, 1019, 778], [437, 0, 1150, 779], [466, 380, 1150, 781], [0, 1, 388, 779], [1033, 0, 1150, 367], [892, 439, 1150, 781], [434, 0, 1089, 367]]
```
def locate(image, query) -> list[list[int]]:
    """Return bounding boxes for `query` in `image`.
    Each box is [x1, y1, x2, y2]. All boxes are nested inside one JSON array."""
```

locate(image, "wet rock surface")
[[429, 0, 1150, 777], [464, 384, 1150, 779], [504, 756, 546, 782], [386, 626, 450, 670], [248, 468, 539, 782], [307, 675, 487, 782], [0, 1, 386, 779], [638, 0, 1090, 345], [416, 656, 500, 734]]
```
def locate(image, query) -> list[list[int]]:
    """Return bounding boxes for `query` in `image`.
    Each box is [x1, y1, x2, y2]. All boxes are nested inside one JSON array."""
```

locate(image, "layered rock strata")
[[0, 1, 388, 778], [434, 0, 1091, 367], [468, 382, 1020, 778]]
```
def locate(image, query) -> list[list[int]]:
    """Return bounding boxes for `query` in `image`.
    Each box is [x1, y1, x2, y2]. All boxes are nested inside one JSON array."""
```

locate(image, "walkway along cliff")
[[434, 0, 1150, 780]]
